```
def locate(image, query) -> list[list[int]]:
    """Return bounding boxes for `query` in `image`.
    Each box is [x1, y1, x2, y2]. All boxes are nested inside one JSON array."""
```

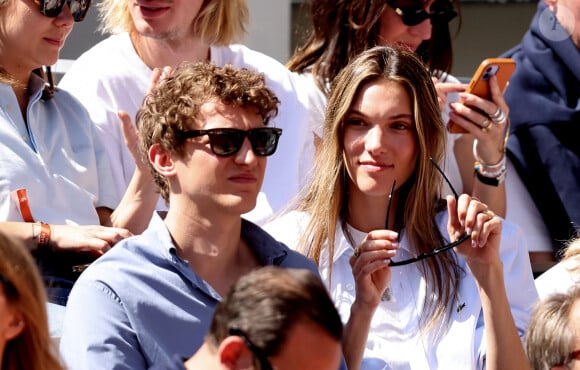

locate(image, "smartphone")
[[447, 58, 516, 134]]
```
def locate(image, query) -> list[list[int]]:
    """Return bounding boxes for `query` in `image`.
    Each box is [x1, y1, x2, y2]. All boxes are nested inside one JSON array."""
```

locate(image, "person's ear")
[[149, 143, 176, 177], [218, 336, 255, 370], [3, 311, 25, 341]]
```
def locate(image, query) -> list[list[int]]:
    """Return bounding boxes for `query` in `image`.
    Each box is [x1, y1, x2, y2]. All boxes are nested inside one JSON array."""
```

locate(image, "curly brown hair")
[[137, 62, 279, 203]]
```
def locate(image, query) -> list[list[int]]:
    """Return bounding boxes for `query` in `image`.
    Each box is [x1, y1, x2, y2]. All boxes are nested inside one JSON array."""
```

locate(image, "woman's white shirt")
[[264, 211, 538, 370]]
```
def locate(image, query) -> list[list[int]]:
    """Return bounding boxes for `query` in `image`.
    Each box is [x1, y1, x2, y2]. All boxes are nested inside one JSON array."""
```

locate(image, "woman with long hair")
[[0, 231, 64, 370], [266, 46, 537, 370], [289, 0, 510, 218]]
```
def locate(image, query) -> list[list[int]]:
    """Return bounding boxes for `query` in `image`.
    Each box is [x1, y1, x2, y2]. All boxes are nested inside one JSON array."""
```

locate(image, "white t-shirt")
[[0, 74, 118, 224], [59, 33, 319, 225]]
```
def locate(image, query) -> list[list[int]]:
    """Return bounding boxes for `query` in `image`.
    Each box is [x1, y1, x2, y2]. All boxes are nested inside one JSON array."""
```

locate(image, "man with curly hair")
[[59, 63, 320, 370], [59, 0, 320, 225]]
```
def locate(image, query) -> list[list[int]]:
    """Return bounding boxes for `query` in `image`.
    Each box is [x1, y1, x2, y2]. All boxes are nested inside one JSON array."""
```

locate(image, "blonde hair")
[[97, 0, 248, 45], [297, 46, 461, 330], [0, 232, 64, 370]]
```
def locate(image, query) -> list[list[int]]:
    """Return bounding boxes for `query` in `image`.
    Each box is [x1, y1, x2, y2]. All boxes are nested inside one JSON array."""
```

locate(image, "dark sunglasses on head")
[[386, 157, 470, 267], [387, 0, 457, 26], [39, 0, 91, 22], [177, 127, 283, 157], [229, 327, 273, 370]]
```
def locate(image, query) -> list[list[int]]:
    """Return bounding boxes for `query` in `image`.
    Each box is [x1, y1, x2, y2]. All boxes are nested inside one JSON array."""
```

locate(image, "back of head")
[[97, 0, 248, 45], [0, 232, 64, 370], [207, 266, 342, 357], [136, 62, 279, 203], [525, 285, 580, 370]]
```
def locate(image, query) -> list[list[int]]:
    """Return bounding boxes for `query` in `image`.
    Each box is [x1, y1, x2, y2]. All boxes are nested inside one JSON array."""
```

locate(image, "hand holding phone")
[[447, 58, 516, 134]]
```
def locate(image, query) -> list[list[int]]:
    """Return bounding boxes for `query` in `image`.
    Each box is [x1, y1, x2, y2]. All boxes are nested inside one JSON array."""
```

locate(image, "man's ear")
[[149, 143, 176, 177], [218, 336, 255, 370], [3, 311, 25, 341]]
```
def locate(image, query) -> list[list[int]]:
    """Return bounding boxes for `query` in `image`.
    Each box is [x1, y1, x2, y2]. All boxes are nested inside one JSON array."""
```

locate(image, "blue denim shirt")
[[59, 214, 320, 370]]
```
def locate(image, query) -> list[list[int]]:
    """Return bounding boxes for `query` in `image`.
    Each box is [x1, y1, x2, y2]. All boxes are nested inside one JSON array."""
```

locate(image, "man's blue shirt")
[[59, 214, 319, 370]]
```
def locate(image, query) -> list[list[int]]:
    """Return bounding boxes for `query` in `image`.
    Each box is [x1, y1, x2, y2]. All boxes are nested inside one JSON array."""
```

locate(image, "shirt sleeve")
[[59, 279, 148, 370]]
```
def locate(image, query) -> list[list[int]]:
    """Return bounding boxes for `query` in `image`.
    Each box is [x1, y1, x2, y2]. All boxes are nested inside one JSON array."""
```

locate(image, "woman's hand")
[[349, 230, 399, 309], [432, 77, 466, 111], [446, 194, 502, 268], [49, 224, 132, 254], [119, 66, 173, 170], [449, 75, 510, 165]]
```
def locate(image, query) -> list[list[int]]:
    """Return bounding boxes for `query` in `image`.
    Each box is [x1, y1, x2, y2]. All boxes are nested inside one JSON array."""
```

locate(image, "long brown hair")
[[288, 0, 461, 96], [297, 46, 461, 330], [0, 232, 64, 370]]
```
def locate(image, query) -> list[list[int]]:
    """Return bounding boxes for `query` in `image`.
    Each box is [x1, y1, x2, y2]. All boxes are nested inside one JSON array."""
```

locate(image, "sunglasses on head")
[[177, 127, 283, 157], [387, 0, 457, 26], [39, 0, 91, 22]]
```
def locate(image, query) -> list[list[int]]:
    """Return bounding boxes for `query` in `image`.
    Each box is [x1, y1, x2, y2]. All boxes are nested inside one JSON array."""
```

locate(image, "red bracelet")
[[38, 222, 51, 250]]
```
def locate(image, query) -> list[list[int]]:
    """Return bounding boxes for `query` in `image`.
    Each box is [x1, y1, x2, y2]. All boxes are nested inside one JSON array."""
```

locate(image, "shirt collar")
[[146, 213, 289, 266]]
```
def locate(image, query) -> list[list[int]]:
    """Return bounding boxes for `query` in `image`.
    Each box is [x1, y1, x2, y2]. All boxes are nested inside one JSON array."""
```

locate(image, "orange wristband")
[[38, 222, 51, 250]]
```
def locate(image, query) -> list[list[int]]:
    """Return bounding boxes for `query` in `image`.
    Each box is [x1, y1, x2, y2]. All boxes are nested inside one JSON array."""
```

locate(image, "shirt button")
[[6, 104, 14, 112], [346, 283, 354, 291]]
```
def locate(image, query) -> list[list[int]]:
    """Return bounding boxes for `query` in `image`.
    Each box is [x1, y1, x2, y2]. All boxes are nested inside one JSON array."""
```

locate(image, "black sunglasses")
[[0, 273, 18, 300], [387, 0, 457, 26], [39, 0, 91, 22], [229, 327, 273, 370], [177, 127, 282, 157], [386, 157, 470, 267]]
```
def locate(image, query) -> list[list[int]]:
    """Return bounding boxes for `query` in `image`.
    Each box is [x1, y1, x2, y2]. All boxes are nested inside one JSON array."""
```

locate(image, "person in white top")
[[287, 0, 512, 220], [59, 0, 318, 225], [535, 237, 580, 299], [0, 0, 158, 336], [265, 46, 537, 370], [525, 284, 580, 370]]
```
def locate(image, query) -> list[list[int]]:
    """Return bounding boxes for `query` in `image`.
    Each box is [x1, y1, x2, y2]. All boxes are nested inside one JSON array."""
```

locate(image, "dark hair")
[[288, 0, 461, 95], [525, 285, 580, 370], [207, 266, 343, 356], [137, 62, 280, 203]]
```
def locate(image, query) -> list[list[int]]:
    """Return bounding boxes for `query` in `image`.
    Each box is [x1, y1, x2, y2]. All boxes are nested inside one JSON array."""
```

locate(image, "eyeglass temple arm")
[[385, 180, 396, 230], [428, 156, 459, 199]]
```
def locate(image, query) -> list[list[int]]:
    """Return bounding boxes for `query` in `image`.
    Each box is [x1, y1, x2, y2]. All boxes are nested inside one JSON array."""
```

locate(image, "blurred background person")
[[525, 285, 580, 370], [0, 231, 65, 370], [181, 267, 343, 370]]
